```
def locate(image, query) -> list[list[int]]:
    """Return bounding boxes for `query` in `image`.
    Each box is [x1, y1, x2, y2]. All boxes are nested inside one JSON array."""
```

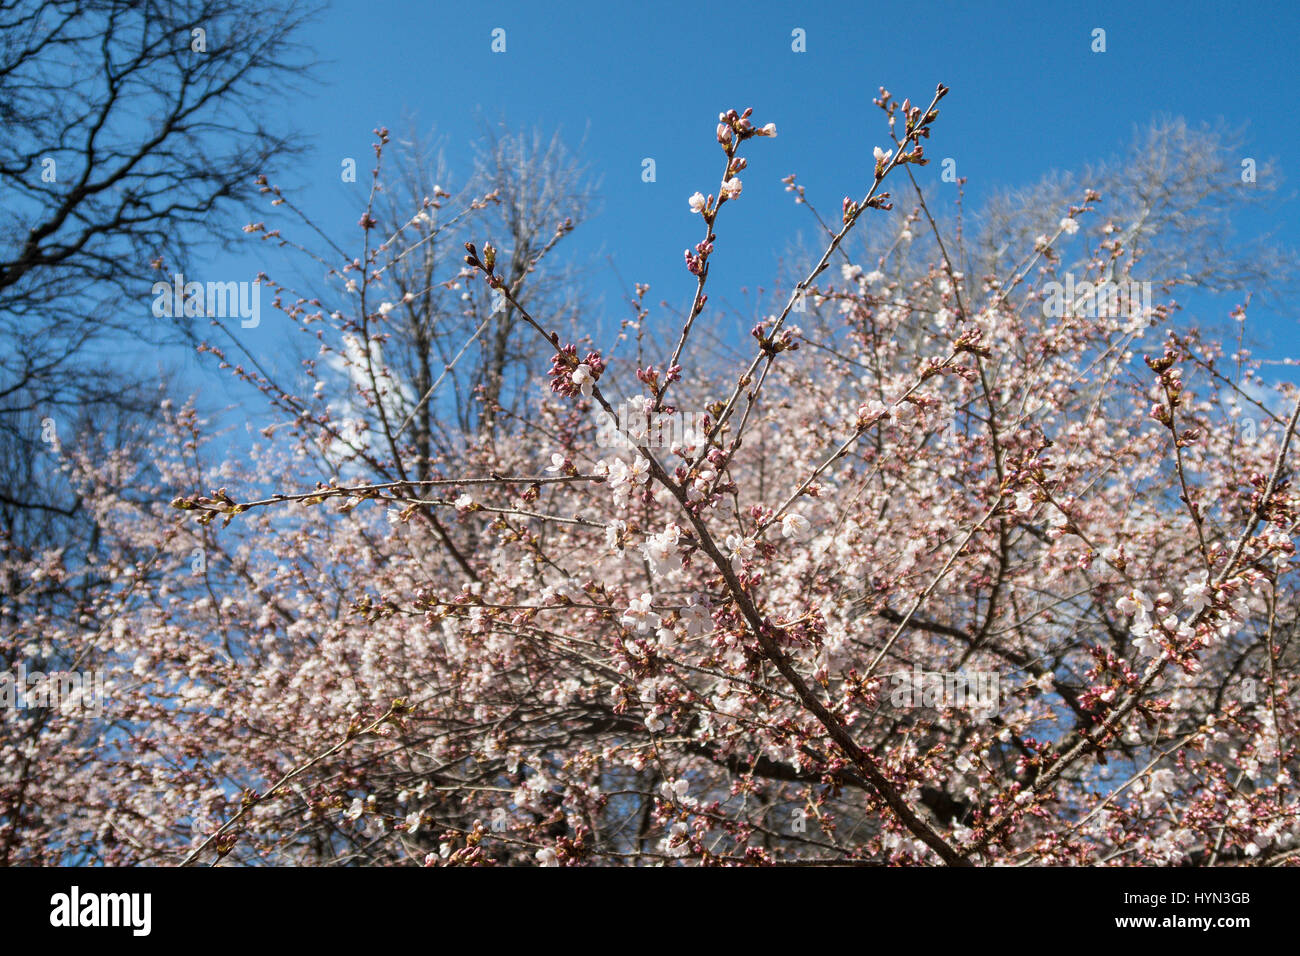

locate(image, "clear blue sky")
[[192, 0, 1300, 404]]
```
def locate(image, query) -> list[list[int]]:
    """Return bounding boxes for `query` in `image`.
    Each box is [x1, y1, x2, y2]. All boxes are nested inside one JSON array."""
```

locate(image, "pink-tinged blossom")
[[680, 599, 712, 636], [1116, 588, 1153, 618], [22, 86, 1299, 871], [642, 525, 683, 576], [660, 778, 695, 806], [621, 593, 660, 633], [572, 363, 595, 397], [726, 534, 756, 568], [781, 512, 811, 539], [1182, 574, 1212, 615], [628, 455, 651, 484], [661, 821, 691, 858], [1132, 630, 1163, 659], [859, 399, 888, 424], [605, 456, 648, 494]]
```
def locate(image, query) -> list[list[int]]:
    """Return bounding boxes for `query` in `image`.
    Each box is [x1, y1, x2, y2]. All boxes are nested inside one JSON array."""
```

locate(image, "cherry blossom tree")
[[5, 83, 1298, 867]]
